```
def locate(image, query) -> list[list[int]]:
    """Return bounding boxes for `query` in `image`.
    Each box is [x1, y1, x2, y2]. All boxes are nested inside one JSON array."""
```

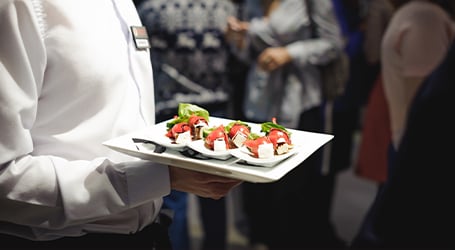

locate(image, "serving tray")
[[103, 117, 333, 183]]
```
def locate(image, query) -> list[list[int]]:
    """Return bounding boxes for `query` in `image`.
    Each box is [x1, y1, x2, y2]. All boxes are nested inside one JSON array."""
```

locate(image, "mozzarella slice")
[[276, 143, 289, 155], [175, 131, 192, 144], [232, 132, 248, 148], [257, 143, 274, 159], [214, 138, 228, 152]]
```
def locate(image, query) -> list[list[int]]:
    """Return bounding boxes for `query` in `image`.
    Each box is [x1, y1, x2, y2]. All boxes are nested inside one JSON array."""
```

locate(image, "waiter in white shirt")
[[0, 0, 241, 248]]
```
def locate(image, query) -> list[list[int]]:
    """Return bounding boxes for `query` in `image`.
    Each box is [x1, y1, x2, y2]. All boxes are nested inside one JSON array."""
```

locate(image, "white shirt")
[[0, 0, 170, 240]]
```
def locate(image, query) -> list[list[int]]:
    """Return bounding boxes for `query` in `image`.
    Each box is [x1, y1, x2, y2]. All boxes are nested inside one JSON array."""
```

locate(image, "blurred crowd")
[[134, 0, 455, 249], [2, 0, 453, 249]]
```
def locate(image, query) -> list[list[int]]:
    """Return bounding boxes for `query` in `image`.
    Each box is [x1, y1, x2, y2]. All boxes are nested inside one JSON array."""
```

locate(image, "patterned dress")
[[137, 0, 237, 120]]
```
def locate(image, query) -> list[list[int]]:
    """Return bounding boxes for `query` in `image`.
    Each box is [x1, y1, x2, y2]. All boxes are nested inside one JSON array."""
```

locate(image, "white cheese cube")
[[276, 137, 287, 144], [276, 143, 289, 155], [257, 143, 274, 159], [175, 131, 192, 144], [214, 138, 228, 152], [232, 132, 248, 148]]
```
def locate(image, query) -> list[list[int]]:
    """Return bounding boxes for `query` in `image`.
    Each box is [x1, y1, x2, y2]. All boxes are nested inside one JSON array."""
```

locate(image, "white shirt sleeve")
[[0, 0, 170, 240]]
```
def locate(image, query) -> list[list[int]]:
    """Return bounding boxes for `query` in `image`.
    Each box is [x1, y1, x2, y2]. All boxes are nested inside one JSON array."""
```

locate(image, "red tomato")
[[267, 128, 291, 148], [228, 124, 250, 139], [204, 125, 230, 150], [166, 122, 191, 139], [188, 115, 208, 128], [188, 115, 209, 139], [244, 136, 272, 158]]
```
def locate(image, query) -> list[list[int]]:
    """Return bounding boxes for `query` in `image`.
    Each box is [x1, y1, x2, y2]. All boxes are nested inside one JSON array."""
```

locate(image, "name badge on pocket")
[[130, 26, 151, 50]]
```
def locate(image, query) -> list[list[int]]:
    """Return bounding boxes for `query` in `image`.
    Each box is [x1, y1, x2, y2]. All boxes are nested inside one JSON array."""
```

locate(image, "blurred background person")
[[354, 0, 395, 186], [327, 0, 371, 177], [226, 0, 346, 248], [381, 0, 455, 154], [353, 0, 455, 247], [136, 1, 244, 249], [352, 37, 455, 250]]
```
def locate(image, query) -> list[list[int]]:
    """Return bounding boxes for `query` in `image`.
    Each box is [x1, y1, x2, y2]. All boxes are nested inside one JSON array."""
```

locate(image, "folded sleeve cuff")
[[123, 161, 170, 207]]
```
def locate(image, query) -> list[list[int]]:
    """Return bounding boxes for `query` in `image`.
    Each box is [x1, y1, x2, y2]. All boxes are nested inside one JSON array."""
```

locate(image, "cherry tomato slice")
[[267, 128, 291, 148], [204, 125, 230, 150], [244, 136, 272, 158], [166, 122, 191, 139]]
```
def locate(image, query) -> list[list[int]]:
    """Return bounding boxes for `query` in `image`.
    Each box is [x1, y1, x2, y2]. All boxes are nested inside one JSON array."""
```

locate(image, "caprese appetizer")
[[225, 121, 251, 148], [188, 114, 209, 140], [243, 118, 293, 158], [243, 136, 275, 159], [165, 121, 192, 144], [261, 118, 292, 155], [165, 103, 210, 144], [204, 125, 230, 152]]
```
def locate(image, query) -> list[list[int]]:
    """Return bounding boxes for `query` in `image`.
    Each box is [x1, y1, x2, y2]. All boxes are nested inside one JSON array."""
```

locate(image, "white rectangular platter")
[[103, 117, 333, 183]]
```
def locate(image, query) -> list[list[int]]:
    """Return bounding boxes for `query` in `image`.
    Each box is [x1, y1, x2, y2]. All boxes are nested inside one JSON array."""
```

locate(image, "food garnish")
[[165, 103, 210, 143], [204, 125, 230, 151]]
